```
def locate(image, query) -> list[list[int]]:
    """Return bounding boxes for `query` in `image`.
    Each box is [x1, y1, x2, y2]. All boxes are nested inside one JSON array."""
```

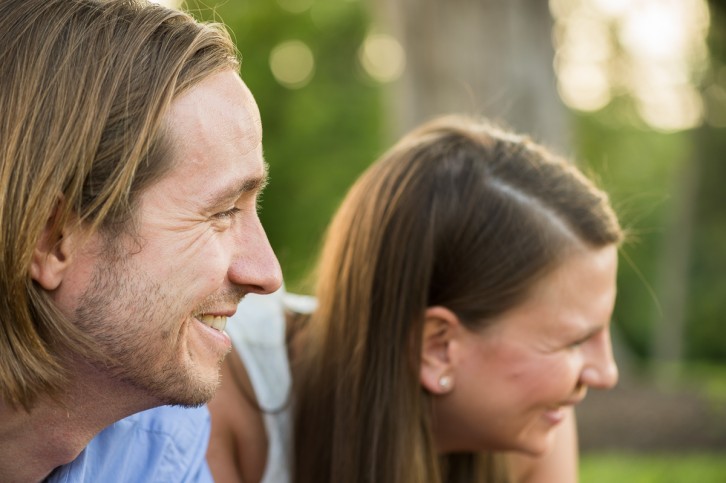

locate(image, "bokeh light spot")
[[269, 40, 315, 89], [551, 0, 710, 132], [637, 85, 704, 132], [358, 33, 405, 83], [556, 60, 611, 111]]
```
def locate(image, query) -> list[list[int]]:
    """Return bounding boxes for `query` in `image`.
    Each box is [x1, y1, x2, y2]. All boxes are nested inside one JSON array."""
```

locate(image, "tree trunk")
[[370, 0, 568, 151], [653, 133, 700, 379]]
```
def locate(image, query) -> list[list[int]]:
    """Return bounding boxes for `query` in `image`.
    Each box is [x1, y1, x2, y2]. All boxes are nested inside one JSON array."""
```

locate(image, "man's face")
[[56, 70, 282, 406]]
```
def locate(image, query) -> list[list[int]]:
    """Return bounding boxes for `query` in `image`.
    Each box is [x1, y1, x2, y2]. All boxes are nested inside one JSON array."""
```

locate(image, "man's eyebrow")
[[205, 162, 269, 207]]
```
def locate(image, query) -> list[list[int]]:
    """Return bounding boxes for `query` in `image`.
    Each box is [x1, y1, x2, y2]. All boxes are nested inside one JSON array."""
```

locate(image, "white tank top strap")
[[225, 287, 316, 483]]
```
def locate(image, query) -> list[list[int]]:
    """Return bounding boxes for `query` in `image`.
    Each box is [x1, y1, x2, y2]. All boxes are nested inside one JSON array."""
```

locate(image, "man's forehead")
[[165, 70, 262, 158]]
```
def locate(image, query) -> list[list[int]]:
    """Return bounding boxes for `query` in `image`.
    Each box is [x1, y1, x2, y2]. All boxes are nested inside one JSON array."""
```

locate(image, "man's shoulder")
[[47, 406, 213, 483]]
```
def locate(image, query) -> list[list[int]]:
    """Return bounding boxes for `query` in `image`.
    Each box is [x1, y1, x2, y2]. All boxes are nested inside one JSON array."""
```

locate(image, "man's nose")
[[228, 220, 282, 295]]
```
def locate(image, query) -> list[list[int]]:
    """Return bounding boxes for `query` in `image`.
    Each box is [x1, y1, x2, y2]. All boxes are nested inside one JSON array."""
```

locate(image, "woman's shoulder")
[[227, 287, 316, 346]]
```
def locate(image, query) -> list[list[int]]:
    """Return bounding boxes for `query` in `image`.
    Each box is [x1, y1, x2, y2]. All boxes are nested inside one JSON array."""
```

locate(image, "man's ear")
[[29, 205, 77, 291], [420, 306, 462, 395]]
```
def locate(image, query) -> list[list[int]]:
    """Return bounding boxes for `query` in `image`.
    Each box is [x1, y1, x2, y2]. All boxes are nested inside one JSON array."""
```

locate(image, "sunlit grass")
[[679, 362, 726, 405], [581, 453, 726, 482]]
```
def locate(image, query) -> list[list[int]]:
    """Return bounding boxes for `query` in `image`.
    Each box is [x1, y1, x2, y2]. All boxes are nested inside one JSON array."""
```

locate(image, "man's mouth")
[[197, 315, 228, 332]]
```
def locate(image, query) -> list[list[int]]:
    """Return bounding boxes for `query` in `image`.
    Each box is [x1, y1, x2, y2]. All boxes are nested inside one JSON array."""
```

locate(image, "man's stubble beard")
[[72, 245, 222, 408]]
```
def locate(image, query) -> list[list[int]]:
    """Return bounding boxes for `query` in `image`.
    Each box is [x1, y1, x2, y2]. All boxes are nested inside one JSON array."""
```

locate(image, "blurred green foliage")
[[576, 112, 726, 364], [574, 105, 689, 360], [580, 453, 726, 482], [572, 1, 726, 364], [687, 127, 726, 362], [182, 0, 726, 364], [184, 0, 385, 290], [682, 362, 726, 407], [686, 2, 726, 364]]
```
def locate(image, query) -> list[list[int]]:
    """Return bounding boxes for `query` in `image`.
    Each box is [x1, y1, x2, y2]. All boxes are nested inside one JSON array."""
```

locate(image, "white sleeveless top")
[[225, 288, 316, 483]]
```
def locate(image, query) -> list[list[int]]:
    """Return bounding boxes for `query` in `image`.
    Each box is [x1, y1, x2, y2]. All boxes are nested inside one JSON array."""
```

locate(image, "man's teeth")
[[198, 315, 227, 332]]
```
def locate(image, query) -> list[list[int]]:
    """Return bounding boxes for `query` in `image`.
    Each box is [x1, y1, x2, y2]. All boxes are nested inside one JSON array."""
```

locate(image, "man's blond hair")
[[0, 0, 239, 410]]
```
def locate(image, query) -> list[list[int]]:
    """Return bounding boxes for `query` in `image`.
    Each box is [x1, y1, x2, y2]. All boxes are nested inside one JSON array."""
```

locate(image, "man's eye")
[[213, 207, 241, 220]]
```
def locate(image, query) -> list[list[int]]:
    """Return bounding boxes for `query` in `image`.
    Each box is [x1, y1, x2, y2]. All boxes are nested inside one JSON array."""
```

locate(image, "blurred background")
[[169, 0, 725, 479]]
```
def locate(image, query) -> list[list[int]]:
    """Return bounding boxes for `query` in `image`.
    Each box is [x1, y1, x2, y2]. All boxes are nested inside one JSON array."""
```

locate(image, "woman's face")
[[432, 245, 619, 456]]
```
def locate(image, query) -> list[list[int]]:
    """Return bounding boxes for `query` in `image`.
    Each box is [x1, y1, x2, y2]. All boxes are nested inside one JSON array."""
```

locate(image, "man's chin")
[[137, 365, 222, 408]]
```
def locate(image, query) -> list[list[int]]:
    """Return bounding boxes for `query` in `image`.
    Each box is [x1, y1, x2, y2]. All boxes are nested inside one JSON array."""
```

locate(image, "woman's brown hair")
[[292, 115, 622, 483]]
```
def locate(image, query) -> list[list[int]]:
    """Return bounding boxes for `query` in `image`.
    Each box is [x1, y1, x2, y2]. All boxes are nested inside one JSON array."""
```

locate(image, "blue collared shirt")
[[46, 405, 214, 482]]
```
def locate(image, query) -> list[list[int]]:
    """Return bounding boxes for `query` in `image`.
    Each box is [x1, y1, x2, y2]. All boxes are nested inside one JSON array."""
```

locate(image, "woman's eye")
[[568, 332, 596, 349], [567, 337, 587, 349]]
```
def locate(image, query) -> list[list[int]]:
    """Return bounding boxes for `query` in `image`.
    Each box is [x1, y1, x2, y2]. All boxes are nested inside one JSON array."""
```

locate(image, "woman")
[[208, 115, 622, 482]]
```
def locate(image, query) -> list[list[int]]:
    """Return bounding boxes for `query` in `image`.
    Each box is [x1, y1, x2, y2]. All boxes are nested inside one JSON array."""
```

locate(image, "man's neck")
[[0, 361, 158, 483]]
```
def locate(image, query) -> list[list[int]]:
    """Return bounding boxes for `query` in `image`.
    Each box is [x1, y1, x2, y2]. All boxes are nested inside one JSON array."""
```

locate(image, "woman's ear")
[[29, 205, 77, 291], [420, 306, 462, 395]]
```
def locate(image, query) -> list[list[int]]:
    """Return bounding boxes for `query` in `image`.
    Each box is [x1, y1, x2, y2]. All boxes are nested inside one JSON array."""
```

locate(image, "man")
[[0, 0, 282, 481]]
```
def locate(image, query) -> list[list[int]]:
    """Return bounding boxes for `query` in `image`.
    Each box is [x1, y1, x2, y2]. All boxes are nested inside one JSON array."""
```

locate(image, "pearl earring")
[[439, 375, 452, 390]]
